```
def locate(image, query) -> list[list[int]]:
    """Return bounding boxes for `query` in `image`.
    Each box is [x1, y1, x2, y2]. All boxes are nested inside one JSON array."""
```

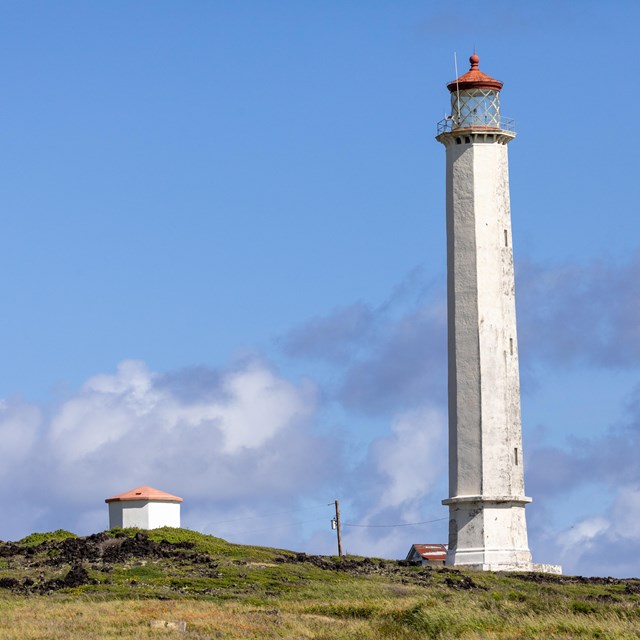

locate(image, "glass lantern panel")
[[450, 89, 501, 128]]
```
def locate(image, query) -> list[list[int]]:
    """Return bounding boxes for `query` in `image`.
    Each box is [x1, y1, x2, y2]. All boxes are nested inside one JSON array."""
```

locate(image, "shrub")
[[18, 530, 77, 547]]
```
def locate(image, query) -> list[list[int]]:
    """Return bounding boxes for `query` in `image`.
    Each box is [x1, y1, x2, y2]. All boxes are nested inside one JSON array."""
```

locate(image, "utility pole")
[[334, 499, 343, 559]]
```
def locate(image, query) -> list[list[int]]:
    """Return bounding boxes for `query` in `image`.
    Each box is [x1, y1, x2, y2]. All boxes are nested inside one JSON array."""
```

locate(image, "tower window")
[[455, 137, 461, 145], [514, 448, 519, 465], [504, 229, 508, 247], [464, 136, 471, 144], [510, 338, 513, 355]]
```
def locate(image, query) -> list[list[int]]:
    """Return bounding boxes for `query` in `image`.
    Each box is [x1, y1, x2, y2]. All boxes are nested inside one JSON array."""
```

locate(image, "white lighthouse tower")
[[436, 54, 559, 573]]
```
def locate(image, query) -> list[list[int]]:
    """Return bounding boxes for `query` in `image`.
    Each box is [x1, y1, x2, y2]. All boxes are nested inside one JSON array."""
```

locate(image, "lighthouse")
[[436, 54, 560, 572]]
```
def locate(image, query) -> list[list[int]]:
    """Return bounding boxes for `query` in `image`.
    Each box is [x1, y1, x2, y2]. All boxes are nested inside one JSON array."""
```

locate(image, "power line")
[[203, 501, 448, 536], [344, 517, 448, 529]]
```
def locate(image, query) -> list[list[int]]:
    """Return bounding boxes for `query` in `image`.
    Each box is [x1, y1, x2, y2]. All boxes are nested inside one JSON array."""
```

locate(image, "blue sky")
[[1, 0, 640, 577]]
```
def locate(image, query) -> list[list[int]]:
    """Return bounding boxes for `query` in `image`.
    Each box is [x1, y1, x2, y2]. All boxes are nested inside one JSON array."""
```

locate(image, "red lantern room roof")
[[447, 54, 503, 92]]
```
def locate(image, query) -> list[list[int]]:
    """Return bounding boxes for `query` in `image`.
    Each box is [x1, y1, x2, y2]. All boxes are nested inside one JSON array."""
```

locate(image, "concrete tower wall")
[[440, 130, 536, 570], [446, 135, 524, 500]]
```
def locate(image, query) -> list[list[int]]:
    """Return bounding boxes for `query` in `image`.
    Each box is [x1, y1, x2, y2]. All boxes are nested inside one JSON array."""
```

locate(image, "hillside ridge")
[[1, 528, 639, 639]]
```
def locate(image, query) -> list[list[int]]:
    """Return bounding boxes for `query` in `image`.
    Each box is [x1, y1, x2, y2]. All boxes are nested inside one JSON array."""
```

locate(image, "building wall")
[[108, 502, 124, 529], [147, 502, 181, 529], [108, 500, 181, 530]]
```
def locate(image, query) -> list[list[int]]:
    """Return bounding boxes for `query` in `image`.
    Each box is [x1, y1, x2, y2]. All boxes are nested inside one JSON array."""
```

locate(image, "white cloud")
[[373, 407, 446, 510], [610, 485, 640, 541], [0, 358, 332, 540], [547, 485, 640, 575], [344, 528, 406, 560], [546, 516, 611, 574], [49, 361, 154, 463], [0, 359, 450, 559], [212, 361, 316, 453], [341, 406, 447, 559], [48, 359, 316, 464], [0, 399, 41, 478], [560, 517, 610, 556]]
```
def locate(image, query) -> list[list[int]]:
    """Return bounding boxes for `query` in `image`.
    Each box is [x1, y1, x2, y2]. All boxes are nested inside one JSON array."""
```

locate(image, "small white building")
[[105, 485, 183, 530]]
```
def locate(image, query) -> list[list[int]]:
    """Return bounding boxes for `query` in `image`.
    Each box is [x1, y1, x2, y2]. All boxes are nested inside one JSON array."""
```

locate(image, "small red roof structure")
[[447, 54, 503, 93], [406, 543, 447, 564], [105, 485, 183, 504]]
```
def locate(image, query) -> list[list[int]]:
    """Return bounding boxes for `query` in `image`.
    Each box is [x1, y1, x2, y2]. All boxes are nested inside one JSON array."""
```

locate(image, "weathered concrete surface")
[[108, 500, 181, 530], [437, 128, 560, 575]]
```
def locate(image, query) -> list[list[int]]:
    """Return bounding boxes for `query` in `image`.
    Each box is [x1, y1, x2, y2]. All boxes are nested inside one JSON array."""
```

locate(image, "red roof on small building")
[[105, 485, 183, 504], [447, 54, 503, 93], [407, 543, 447, 562]]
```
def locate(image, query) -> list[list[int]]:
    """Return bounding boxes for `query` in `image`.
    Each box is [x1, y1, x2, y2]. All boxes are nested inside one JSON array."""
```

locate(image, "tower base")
[[456, 562, 562, 574], [443, 495, 562, 575]]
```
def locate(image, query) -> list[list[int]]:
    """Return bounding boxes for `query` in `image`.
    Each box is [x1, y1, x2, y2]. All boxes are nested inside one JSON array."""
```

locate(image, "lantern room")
[[439, 54, 514, 132]]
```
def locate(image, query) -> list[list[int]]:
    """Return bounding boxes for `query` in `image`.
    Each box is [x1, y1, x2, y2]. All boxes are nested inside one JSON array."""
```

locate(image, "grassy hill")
[[1, 528, 639, 639]]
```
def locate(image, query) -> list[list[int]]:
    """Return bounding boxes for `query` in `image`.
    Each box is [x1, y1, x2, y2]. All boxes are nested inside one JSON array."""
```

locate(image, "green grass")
[[1, 529, 640, 639], [17, 529, 77, 547], [111, 526, 298, 562]]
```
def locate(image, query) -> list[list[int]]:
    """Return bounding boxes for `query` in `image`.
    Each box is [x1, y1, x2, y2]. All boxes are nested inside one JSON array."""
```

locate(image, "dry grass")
[[2, 592, 640, 639], [2, 529, 640, 639]]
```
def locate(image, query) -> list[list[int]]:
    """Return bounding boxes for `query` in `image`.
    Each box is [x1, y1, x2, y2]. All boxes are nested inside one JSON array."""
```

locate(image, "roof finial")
[[469, 52, 480, 69]]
